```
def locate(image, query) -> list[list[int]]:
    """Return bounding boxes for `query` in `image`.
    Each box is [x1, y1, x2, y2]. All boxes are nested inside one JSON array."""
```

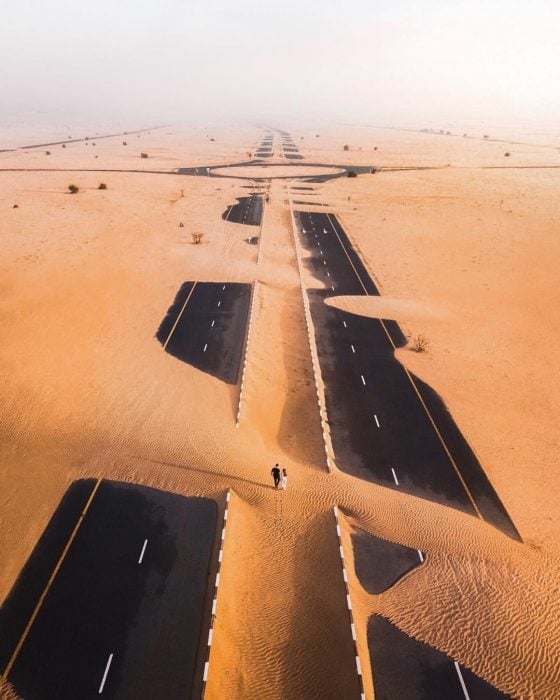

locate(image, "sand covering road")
[[1, 123, 559, 697]]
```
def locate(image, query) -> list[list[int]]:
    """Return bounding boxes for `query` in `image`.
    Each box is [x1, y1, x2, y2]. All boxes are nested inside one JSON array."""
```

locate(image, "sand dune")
[[1, 123, 558, 698]]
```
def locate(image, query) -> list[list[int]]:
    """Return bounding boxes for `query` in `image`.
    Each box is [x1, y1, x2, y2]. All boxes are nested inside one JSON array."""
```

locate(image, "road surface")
[[369, 616, 509, 699], [1, 480, 217, 700], [156, 281, 252, 384], [222, 194, 263, 226], [295, 210, 519, 540]]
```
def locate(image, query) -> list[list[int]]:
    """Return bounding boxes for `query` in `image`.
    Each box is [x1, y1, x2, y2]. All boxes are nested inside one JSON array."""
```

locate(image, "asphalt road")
[[156, 281, 252, 384], [351, 529, 424, 594], [295, 210, 519, 539], [369, 617, 509, 699], [222, 194, 263, 226], [2, 480, 217, 700]]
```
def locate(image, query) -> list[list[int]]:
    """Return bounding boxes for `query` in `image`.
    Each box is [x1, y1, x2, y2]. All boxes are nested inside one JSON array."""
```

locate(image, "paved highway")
[[1, 480, 217, 699], [222, 194, 263, 226], [369, 617, 509, 699], [295, 210, 519, 539], [156, 281, 252, 384]]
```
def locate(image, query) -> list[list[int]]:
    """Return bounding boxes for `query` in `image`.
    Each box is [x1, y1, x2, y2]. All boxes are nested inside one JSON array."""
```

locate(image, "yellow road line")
[[2, 478, 102, 681], [325, 213, 483, 519], [163, 281, 198, 350]]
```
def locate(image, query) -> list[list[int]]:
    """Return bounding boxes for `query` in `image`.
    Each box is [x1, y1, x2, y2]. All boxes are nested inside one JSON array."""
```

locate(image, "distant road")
[[156, 281, 252, 384], [1, 480, 217, 699], [295, 210, 519, 539], [16, 126, 166, 151]]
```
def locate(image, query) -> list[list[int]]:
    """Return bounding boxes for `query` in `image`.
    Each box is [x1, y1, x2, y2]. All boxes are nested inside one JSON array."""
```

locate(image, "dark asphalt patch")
[[369, 617, 509, 699], [351, 528, 423, 594], [222, 194, 263, 226], [3, 481, 217, 700], [156, 281, 252, 385]]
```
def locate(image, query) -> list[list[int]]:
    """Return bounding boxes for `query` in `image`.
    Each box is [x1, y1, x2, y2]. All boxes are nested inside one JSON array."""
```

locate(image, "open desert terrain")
[[1, 122, 559, 698]]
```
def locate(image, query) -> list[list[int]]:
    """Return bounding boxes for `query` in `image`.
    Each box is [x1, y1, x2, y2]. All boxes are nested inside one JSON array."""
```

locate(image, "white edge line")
[[391, 467, 399, 486]]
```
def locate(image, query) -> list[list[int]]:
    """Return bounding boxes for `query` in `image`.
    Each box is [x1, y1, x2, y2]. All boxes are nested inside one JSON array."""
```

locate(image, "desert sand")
[[1, 122, 559, 698]]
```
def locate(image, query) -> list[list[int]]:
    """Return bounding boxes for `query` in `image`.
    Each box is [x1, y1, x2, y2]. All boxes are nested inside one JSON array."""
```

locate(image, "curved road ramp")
[[156, 281, 252, 385], [0, 479, 217, 699]]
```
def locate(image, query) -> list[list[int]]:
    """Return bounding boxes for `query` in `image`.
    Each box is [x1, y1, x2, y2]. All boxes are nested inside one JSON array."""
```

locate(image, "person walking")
[[280, 468, 288, 491], [271, 464, 281, 489]]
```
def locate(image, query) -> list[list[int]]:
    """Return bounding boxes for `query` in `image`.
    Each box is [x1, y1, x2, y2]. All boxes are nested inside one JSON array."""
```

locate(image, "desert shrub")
[[13, 204, 19, 208], [98, 183, 107, 190], [483, 134, 489, 139], [122, 141, 127, 146], [343, 144, 349, 151], [192, 232, 203, 244], [45, 151, 51, 155], [505, 152, 511, 157], [140, 153, 148, 158], [68, 184, 79, 194], [210, 138, 215, 142], [374, 146, 378, 151], [62, 144, 66, 148], [179, 222, 184, 227], [411, 334, 429, 352], [463, 133, 468, 137], [347, 170, 357, 178]]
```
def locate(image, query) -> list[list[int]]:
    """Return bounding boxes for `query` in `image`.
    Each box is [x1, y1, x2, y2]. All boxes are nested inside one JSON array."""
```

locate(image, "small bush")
[[505, 152, 511, 157], [210, 138, 215, 142], [179, 222, 184, 227], [140, 153, 148, 158], [192, 232, 203, 244], [411, 334, 429, 353], [122, 141, 128, 146], [68, 184, 79, 194], [347, 170, 357, 178], [343, 144, 349, 151], [98, 183, 107, 190], [483, 134, 489, 139], [13, 204, 19, 208], [62, 144, 66, 148], [374, 146, 378, 151]]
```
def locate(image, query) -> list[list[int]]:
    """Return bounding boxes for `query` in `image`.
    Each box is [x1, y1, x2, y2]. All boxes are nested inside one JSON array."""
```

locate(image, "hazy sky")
[[2, 0, 559, 126]]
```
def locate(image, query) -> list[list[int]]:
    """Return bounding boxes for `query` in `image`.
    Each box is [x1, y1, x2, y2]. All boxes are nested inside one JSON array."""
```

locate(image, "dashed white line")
[[323, 260, 327, 265], [222, 285, 226, 290], [331, 285, 335, 291], [351, 345, 356, 354], [203, 343, 208, 352], [391, 468, 399, 485], [374, 414, 380, 428], [360, 374, 366, 386], [98, 653, 114, 694], [211, 320, 215, 327], [217, 300, 221, 307], [418, 550, 424, 562], [454, 661, 471, 700], [138, 539, 148, 564], [342, 321, 347, 328]]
